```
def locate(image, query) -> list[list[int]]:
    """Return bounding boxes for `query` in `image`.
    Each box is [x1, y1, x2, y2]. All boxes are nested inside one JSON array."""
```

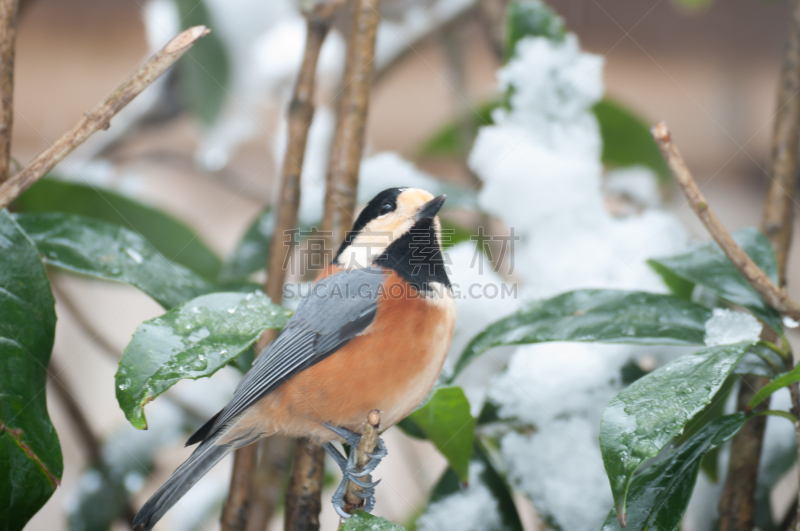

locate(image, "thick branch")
[[0, 25, 209, 210], [652, 122, 800, 322], [321, 0, 382, 254], [342, 410, 380, 517], [0, 0, 18, 184], [222, 11, 336, 531], [284, 438, 326, 530]]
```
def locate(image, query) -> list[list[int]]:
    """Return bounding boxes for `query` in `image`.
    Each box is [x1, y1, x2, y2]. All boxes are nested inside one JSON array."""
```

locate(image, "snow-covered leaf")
[[0, 210, 62, 531], [16, 212, 212, 309], [601, 413, 749, 531], [16, 176, 222, 280], [600, 343, 752, 523], [340, 512, 404, 531], [409, 386, 475, 482], [648, 227, 782, 333], [116, 291, 291, 429], [505, 0, 566, 61], [218, 208, 273, 283], [454, 289, 711, 379]]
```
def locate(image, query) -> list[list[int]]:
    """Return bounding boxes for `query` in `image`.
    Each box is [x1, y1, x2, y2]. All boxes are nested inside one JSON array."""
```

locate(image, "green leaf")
[[748, 363, 800, 411], [454, 289, 711, 379], [218, 208, 273, 283], [409, 387, 475, 482], [0, 210, 63, 530], [505, 0, 566, 61], [419, 100, 497, 159], [649, 227, 783, 333], [16, 212, 212, 309], [593, 99, 671, 182], [341, 512, 405, 531], [600, 343, 752, 523], [116, 291, 291, 429], [601, 413, 749, 531], [174, 0, 230, 125], [15, 176, 221, 280]]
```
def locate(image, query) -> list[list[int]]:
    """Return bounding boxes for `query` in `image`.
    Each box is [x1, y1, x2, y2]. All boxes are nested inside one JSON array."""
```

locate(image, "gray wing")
[[206, 267, 387, 437]]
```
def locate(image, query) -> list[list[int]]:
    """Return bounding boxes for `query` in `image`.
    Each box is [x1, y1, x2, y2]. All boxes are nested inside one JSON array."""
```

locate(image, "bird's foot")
[[322, 425, 388, 518]]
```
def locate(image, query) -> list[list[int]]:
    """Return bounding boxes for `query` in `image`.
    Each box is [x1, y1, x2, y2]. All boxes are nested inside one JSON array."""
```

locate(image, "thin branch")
[[48, 358, 137, 526], [285, 1, 381, 528], [477, 0, 506, 62], [320, 0, 382, 254], [0, 25, 209, 210], [0, 0, 18, 184], [222, 7, 338, 530], [651, 122, 800, 322], [341, 410, 380, 519]]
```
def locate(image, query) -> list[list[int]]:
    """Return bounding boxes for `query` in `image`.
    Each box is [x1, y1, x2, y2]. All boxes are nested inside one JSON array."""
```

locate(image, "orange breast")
[[230, 271, 456, 442]]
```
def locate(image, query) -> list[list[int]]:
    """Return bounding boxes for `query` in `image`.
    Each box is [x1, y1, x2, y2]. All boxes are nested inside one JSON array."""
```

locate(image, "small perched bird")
[[134, 187, 456, 529]]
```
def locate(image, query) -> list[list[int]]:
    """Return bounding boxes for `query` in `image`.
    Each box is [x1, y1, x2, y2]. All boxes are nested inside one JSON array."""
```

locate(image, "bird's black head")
[[334, 187, 451, 291]]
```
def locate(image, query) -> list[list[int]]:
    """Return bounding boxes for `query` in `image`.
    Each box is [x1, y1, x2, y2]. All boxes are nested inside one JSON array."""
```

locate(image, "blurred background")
[[16, 0, 800, 529]]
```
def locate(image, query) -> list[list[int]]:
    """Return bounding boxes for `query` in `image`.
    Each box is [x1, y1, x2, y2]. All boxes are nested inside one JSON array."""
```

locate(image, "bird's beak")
[[416, 195, 446, 221]]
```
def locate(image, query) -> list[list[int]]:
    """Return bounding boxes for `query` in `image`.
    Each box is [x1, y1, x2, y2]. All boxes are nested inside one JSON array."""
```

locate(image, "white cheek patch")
[[335, 217, 414, 269]]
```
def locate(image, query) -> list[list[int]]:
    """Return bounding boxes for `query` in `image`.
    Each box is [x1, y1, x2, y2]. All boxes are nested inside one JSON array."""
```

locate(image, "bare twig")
[[284, 438, 326, 530], [222, 9, 338, 531], [341, 410, 381, 519], [0, 26, 209, 210], [477, 0, 506, 61], [48, 358, 137, 526], [320, 0, 382, 255], [0, 0, 18, 184], [652, 122, 800, 322]]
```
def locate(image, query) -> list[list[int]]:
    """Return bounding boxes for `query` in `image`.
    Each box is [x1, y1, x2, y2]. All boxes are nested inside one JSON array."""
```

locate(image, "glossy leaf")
[[116, 291, 291, 429], [600, 343, 752, 522], [341, 512, 405, 531], [748, 363, 800, 410], [454, 289, 711, 379], [505, 0, 566, 60], [601, 413, 749, 531], [0, 210, 63, 530], [649, 227, 783, 332], [409, 387, 475, 482], [15, 177, 221, 280], [218, 208, 273, 283], [593, 99, 671, 182], [174, 0, 230, 125], [16, 212, 212, 309]]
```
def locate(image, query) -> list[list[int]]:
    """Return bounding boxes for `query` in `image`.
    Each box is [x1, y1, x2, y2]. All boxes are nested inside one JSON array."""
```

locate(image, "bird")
[[133, 187, 457, 530]]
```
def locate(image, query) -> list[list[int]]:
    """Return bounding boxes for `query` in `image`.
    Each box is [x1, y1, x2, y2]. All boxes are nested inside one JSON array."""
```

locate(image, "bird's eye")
[[379, 201, 395, 215]]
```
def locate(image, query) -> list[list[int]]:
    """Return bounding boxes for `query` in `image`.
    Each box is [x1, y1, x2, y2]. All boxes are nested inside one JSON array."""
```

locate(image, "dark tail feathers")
[[185, 409, 222, 447], [133, 439, 230, 531]]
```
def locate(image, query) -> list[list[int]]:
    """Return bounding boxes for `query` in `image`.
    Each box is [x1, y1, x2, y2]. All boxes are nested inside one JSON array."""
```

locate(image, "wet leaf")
[[0, 210, 63, 530], [454, 289, 711, 379], [601, 413, 749, 531], [341, 512, 405, 531], [409, 386, 475, 482], [116, 291, 291, 429], [15, 176, 221, 280], [649, 227, 782, 333], [749, 363, 800, 410], [600, 343, 752, 523], [218, 208, 273, 283], [16, 212, 212, 309]]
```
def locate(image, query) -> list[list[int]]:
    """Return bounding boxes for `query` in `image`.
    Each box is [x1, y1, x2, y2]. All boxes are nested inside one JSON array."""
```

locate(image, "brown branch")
[[0, 25, 209, 210], [48, 358, 137, 526], [284, 438, 326, 530], [477, 0, 506, 62], [222, 8, 338, 531], [320, 0, 382, 255], [341, 410, 380, 519], [652, 122, 800, 322], [0, 0, 18, 184]]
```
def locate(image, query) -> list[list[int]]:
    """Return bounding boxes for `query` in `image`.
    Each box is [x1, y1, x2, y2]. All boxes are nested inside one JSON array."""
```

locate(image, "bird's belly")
[[242, 289, 456, 442]]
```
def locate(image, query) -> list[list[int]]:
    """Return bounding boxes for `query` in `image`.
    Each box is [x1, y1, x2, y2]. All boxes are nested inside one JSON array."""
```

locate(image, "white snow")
[[603, 166, 663, 209], [703, 308, 763, 347], [416, 462, 503, 531]]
